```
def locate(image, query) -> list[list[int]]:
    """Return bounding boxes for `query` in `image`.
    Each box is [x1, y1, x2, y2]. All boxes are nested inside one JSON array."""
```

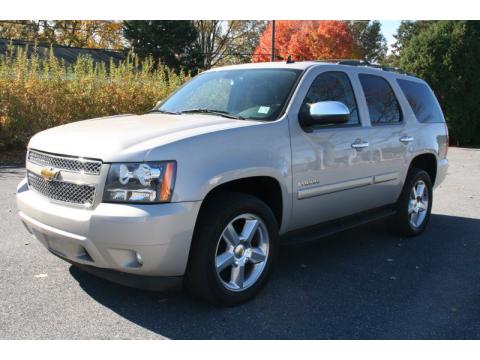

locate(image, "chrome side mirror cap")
[[303, 101, 351, 127]]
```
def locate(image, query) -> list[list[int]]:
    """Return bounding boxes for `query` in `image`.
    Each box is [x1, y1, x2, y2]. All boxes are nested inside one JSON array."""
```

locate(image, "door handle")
[[399, 136, 414, 143], [351, 140, 369, 150]]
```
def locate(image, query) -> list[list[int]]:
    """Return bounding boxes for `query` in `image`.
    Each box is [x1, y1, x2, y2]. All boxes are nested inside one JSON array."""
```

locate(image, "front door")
[[288, 68, 379, 231]]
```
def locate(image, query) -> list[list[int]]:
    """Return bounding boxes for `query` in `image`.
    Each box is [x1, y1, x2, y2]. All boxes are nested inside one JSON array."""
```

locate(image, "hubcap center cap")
[[234, 245, 245, 258]]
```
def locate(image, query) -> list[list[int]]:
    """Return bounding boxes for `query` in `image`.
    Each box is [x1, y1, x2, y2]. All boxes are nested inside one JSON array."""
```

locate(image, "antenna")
[[286, 55, 294, 64]]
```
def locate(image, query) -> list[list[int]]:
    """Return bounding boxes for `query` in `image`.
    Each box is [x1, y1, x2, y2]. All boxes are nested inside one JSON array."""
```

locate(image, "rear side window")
[[397, 79, 445, 123], [300, 71, 360, 126], [359, 74, 402, 124]]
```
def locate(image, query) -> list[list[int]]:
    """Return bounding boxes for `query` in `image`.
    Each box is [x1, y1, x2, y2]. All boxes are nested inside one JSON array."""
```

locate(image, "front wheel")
[[185, 192, 279, 306], [393, 168, 433, 236]]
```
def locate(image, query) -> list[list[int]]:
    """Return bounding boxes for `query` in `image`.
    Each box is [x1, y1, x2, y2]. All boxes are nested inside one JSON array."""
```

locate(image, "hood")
[[28, 113, 258, 162]]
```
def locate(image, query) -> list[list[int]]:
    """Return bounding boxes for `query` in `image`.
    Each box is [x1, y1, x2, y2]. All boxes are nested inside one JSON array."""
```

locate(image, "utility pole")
[[271, 20, 276, 62]]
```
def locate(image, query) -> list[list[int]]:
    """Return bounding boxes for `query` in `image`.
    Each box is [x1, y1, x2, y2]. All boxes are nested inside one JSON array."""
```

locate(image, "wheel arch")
[[197, 176, 285, 229], [408, 152, 438, 186]]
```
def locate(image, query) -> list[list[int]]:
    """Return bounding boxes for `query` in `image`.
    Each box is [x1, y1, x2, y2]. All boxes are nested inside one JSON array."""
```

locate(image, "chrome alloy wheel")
[[408, 180, 429, 228], [215, 213, 269, 292]]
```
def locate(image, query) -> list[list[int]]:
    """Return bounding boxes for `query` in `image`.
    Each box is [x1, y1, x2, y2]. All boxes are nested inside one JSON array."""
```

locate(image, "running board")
[[281, 206, 397, 246]]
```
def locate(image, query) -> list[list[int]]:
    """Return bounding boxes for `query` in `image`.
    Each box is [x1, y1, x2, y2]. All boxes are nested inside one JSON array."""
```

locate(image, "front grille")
[[28, 149, 102, 175], [28, 172, 96, 206]]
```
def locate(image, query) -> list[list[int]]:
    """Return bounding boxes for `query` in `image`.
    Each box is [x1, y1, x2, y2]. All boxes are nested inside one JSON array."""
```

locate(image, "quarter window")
[[359, 74, 402, 124], [300, 71, 360, 126], [397, 79, 445, 123]]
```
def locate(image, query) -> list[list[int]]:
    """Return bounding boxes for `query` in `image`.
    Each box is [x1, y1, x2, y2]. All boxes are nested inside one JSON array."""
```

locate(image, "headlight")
[[103, 161, 176, 203]]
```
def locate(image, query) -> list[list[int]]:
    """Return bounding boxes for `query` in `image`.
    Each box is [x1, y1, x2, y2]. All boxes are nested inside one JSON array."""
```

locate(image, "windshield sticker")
[[258, 106, 270, 114]]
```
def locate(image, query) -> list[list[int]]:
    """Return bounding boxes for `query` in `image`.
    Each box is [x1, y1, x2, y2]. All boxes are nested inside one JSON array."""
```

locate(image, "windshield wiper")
[[180, 109, 245, 120], [146, 109, 180, 115]]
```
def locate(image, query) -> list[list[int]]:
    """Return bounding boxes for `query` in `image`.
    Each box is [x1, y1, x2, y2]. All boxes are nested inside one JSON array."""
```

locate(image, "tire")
[[393, 167, 433, 237], [185, 192, 279, 306]]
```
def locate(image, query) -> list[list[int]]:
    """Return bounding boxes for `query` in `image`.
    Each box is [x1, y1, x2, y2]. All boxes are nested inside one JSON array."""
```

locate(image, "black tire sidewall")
[[187, 192, 279, 306], [397, 168, 433, 236]]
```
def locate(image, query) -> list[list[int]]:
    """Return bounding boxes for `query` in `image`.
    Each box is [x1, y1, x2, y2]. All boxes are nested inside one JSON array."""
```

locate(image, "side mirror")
[[302, 101, 351, 127]]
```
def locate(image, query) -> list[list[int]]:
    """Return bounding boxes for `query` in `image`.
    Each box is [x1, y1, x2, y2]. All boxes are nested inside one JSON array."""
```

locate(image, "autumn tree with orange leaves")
[[253, 20, 360, 62]]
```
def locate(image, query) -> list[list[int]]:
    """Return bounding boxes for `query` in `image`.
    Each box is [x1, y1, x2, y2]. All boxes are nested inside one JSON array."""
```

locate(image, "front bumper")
[[54, 252, 182, 291], [17, 178, 201, 278]]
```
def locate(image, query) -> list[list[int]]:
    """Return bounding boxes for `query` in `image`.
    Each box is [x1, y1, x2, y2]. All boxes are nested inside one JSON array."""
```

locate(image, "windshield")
[[157, 68, 302, 121]]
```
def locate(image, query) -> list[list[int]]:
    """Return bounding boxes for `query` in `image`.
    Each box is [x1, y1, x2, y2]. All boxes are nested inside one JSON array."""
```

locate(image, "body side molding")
[[373, 172, 398, 184], [298, 176, 373, 200]]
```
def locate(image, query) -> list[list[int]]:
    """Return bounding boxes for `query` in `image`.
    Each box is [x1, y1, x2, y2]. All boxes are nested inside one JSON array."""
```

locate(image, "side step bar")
[[281, 206, 397, 246]]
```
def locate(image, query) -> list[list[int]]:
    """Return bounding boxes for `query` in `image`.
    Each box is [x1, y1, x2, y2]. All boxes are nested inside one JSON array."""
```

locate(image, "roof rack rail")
[[337, 60, 370, 66], [316, 58, 364, 64], [334, 59, 417, 77]]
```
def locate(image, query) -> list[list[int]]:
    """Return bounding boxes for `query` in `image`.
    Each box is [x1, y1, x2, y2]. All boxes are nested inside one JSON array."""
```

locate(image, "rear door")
[[357, 73, 409, 204]]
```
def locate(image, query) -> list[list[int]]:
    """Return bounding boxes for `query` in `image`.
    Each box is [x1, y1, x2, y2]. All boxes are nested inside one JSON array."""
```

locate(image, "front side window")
[[397, 79, 445, 123], [158, 69, 302, 121], [299, 71, 360, 126], [359, 74, 402, 124]]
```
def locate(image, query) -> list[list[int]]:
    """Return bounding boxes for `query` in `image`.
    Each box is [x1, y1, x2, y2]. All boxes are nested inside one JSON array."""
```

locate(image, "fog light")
[[135, 252, 143, 266]]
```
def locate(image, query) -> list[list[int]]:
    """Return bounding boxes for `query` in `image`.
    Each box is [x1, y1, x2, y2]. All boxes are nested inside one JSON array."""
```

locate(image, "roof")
[[0, 38, 126, 66], [210, 60, 420, 80], [209, 61, 318, 71]]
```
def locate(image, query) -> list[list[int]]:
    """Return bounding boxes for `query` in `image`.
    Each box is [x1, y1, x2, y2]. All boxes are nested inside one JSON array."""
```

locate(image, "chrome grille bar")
[[27, 172, 96, 207], [28, 149, 102, 175]]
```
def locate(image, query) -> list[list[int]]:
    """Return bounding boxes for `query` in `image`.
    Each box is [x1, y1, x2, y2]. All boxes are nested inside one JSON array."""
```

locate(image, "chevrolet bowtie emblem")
[[40, 167, 59, 182]]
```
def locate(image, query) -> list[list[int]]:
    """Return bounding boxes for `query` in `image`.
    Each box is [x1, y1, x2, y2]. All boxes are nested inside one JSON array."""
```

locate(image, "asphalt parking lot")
[[1, 147, 479, 339]]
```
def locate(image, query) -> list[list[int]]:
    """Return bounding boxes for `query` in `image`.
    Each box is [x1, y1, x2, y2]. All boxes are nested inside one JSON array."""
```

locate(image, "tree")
[[0, 20, 124, 49], [253, 21, 358, 62], [0, 21, 43, 42], [216, 21, 267, 66], [252, 21, 303, 62], [51, 21, 124, 49], [194, 20, 266, 68], [398, 21, 480, 146], [386, 20, 435, 65], [123, 21, 201, 73], [347, 20, 387, 62]]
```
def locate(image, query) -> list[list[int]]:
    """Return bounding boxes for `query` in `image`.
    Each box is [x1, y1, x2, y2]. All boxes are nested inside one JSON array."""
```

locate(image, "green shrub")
[[399, 21, 480, 146], [0, 45, 187, 151]]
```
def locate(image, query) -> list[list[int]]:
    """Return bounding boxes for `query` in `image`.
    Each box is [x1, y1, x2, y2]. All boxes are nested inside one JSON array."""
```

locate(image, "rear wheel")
[[185, 192, 278, 306], [393, 168, 433, 236]]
